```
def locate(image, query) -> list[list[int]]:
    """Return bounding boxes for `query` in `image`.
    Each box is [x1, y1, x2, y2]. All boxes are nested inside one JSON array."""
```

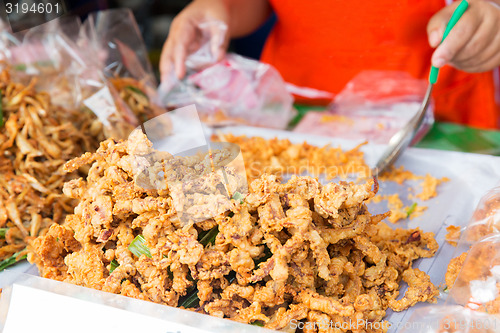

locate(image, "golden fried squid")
[[29, 133, 439, 333]]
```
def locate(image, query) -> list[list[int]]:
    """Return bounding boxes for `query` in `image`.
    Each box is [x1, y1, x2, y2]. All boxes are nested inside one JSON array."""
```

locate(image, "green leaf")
[[251, 321, 264, 327], [199, 227, 218, 247], [231, 191, 245, 204], [125, 86, 149, 100], [197, 228, 210, 241], [0, 251, 27, 271], [128, 235, 152, 258], [227, 270, 237, 284], [0, 228, 7, 238], [167, 267, 174, 280], [13, 64, 27, 71], [109, 260, 119, 273], [178, 288, 200, 308], [406, 202, 417, 218], [0, 90, 4, 128]]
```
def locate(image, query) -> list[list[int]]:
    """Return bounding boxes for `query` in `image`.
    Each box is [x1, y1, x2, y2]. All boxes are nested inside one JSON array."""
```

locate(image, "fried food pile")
[[29, 133, 440, 332], [213, 133, 370, 182], [0, 67, 103, 268], [213, 133, 449, 223]]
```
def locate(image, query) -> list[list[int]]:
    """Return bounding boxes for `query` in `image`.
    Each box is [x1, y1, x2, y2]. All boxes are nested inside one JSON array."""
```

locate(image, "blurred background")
[[65, 0, 275, 78]]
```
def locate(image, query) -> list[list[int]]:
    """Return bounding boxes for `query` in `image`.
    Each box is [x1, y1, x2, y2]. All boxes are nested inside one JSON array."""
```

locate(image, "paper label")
[[83, 86, 116, 127], [3, 284, 209, 333]]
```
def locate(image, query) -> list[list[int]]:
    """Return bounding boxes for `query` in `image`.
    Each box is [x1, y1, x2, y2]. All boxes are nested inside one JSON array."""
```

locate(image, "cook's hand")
[[427, 0, 500, 72], [160, 0, 230, 81]]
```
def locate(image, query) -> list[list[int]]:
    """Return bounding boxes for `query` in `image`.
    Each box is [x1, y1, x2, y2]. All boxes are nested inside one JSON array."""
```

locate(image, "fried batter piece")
[[445, 225, 461, 247], [212, 133, 370, 181], [29, 133, 439, 333], [445, 252, 467, 290], [388, 268, 439, 311], [214, 134, 449, 226]]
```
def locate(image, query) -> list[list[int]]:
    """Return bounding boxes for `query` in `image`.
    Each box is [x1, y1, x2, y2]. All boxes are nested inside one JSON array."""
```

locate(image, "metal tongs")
[[373, 0, 469, 176]]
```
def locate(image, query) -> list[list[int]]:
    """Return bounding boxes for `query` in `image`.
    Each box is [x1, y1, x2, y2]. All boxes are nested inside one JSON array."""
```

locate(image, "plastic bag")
[[293, 71, 434, 144], [77, 9, 163, 139], [78, 9, 156, 92], [399, 305, 499, 333], [461, 186, 500, 245], [0, 9, 163, 140], [441, 186, 500, 298], [0, 16, 94, 108], [446, 234, 500, 315], [157, 21, 294, 129]]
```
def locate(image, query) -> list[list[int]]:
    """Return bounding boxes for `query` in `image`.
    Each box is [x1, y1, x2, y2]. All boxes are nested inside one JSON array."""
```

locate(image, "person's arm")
[[226, 0, 272, 38], [427, 0, 500, 73], [160, 0, 272, 81]]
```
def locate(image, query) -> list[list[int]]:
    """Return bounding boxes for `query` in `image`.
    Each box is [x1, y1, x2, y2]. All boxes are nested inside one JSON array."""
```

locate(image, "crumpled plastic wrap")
[[294, 71, 434, 144], [446, 234, 500, 315], [0, 9, 161, 140], [406, 188, 500, 331], [442, 185, 500, 291], [156, 21, 294, 129], [399, 305, 499, 333], [461, 186, 500, 245]]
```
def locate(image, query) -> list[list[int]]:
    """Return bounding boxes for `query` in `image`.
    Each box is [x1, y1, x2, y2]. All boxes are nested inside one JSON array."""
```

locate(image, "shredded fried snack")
[[29, 134, 439, 332], [416, 174, 450, 201], [379, 167, 449, 200], [378, 165, 424, 185], [445, 225, 461, 247], [371, 195, 427, 223], [0, 66, 103, 266], [445, 252, 467, 290], [212, 132, 370, 181]]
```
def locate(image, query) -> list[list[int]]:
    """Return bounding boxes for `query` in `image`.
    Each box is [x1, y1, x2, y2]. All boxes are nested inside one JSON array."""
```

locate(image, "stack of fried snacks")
[[0, 67, 102, 268], [213, 133, 449, 223], [29, 133, 439, 332], [212, 132, 370, 182]]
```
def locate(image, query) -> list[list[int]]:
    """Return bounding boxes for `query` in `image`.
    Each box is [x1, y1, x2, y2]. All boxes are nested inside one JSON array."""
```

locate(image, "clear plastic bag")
[[0, 16, 93, 108], [78, 9, 157, 92], [446, 234, 500, 316], [442, 186, 500, 301], [293, 71, 434, 144], [461, 186, 500, 245], [399, 305, 500, 333], [0, 9, 163, 140], [157, 21, 294, 129]]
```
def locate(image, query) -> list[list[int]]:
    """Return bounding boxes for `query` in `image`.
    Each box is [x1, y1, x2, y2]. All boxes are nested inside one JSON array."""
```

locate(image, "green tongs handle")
[[429, 0, 469, 84]]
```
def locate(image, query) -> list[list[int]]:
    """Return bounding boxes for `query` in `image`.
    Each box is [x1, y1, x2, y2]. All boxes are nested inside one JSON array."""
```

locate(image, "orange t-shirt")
[[261, 0, 500, 129]]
